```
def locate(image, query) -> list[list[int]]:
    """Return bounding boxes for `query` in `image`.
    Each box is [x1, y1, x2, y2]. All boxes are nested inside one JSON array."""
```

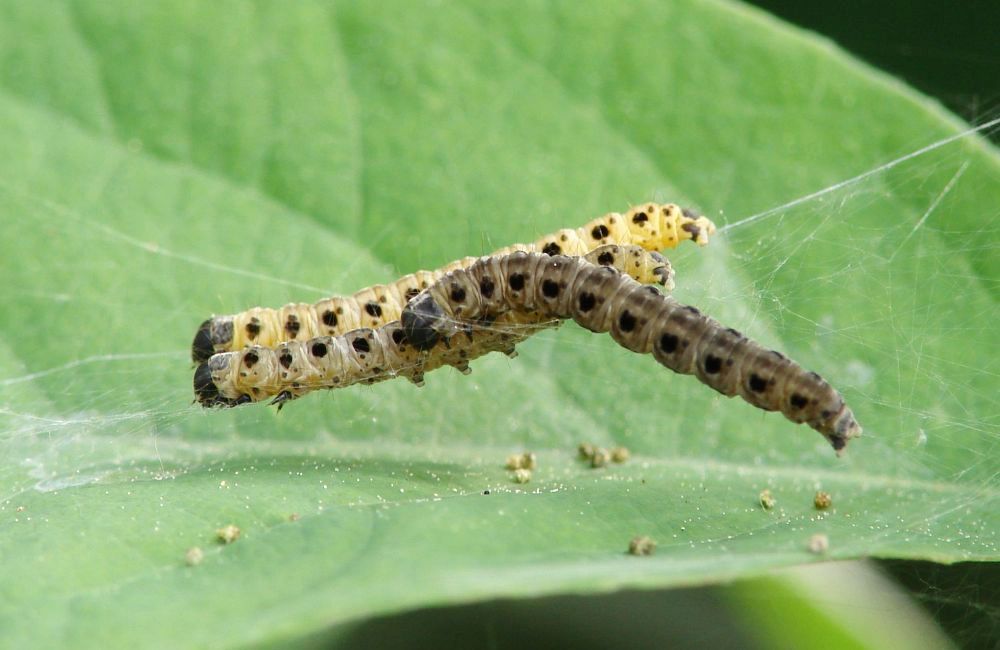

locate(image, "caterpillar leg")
[[270, 390, 296, 410]]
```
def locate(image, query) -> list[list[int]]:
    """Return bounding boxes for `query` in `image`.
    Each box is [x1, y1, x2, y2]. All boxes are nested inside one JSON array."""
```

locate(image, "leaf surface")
[[0, 0, 996, 646]]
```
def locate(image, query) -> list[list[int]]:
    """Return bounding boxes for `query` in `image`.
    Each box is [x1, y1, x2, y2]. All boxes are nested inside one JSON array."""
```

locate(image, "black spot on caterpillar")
[[402, 252, 862, 454], [195, 245, 674, 408], [191, 204, 714, 362]]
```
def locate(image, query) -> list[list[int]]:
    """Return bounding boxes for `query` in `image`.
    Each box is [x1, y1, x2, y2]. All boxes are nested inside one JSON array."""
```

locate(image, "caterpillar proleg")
[[195, 245, 673, 407], [402, 252, 862, 453], [192, 204, 714, 362]]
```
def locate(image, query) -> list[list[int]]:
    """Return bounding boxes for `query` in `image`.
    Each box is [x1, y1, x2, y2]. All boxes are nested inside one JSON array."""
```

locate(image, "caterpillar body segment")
[[191, 204, 711, 362], [402, 252, 862, 453], [195, 322, 419, 408], [195, 245, 672, 407], [195, 317, 554, 408]]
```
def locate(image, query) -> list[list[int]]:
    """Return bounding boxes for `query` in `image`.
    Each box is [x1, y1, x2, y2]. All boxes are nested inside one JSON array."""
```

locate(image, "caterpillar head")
[[193, 361, 225, 406], [401, 293, 445, 351], [193, 358, 250, 407], [191, 320, 215, 363], [191, 316, 234, 363]]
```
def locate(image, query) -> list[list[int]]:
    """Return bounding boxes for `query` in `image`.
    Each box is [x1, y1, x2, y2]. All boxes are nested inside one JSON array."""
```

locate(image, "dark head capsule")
[[401, 294, 444, 351], [191, 319, 215, 363], [193, 361, 244, 407], [193, 362, 220, 405]]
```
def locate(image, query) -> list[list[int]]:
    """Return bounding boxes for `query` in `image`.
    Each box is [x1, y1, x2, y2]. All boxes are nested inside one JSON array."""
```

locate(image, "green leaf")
[[0, 0, 996, 646]]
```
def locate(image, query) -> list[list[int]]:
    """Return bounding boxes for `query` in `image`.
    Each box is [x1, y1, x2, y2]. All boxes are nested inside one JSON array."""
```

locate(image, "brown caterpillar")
[[401, 253, 862, 454], [192, 204, 715, 362], [194, 245, 674, 407]]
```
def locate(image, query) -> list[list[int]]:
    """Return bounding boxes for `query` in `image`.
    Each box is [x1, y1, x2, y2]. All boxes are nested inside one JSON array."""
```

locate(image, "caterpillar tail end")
[[825, 406, 863, 457], [193, 362, 247, 408], [650, 252, 675, 291], [680, 207, 717, 246]]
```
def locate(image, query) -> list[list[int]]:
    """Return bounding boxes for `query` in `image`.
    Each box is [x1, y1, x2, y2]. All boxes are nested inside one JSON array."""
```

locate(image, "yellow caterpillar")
[[192, 204, 714, 362], [194, 245, 673, 407], [402, 252, 862, 454]]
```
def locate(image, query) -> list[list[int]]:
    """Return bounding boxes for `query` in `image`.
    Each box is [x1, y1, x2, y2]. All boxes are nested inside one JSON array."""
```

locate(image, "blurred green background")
[[332, 2, 1000, 648], [754, 0, 1000, 143]]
